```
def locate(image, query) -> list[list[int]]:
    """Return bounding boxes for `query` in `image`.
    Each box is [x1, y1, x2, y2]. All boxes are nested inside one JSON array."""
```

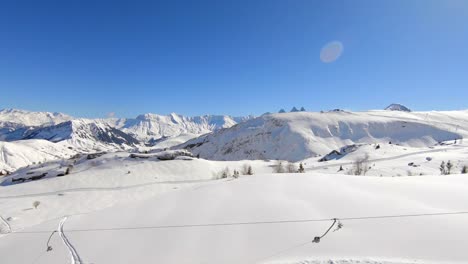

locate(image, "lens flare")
[[320, 41, 344, 63]]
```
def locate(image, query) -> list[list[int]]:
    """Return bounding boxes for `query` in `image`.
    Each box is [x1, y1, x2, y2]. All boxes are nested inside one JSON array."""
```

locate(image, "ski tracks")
[[58, 216, 83, 264], [0, 215, 11, 233]]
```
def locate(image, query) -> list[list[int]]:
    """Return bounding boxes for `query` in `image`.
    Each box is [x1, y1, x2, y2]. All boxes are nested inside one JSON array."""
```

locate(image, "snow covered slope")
[[0, 109, 73, 142], [0, 121, 34, 141], [0, 108, 72, 126], [178, 111, 467, 161], [1, 171, 467, 264], [0, 139, 76, 172], [23, 119, 140, 152], [105, 113, 253, 143]]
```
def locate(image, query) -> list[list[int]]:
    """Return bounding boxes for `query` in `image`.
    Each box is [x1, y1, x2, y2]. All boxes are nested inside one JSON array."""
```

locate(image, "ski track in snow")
[[58, 216, 83, 264], [0, 178, 213, 199], [0, 215, 11, 233]]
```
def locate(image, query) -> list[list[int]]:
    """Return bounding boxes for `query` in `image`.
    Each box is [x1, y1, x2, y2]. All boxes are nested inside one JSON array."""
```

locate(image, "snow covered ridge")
[[0, 108, 254, 144], [0, 108, 72, 126], [0, 119, 141, 171], [0, 121, 35, 141], [23, 119, 140, 150], [177, 111, 467, 161], [104, 112, 254, 142]]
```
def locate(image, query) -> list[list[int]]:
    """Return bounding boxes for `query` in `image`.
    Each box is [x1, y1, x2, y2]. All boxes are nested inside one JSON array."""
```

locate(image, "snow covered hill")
[[0, 139, 76, 172], [178, 111, 467, 161], [1, 141, 468, 263], [1, 167, 467, 264]]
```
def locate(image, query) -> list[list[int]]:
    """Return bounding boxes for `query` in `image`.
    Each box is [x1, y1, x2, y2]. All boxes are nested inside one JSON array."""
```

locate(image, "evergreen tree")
[[440, 161, 446, 175], [298, 163, 305, 173], [446, 160, 453, 174], [247, 165, 253, 175]]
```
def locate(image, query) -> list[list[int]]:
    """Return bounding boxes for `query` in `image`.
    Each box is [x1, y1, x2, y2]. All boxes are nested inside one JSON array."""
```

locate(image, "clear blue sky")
[[1, 0, 467, 118]]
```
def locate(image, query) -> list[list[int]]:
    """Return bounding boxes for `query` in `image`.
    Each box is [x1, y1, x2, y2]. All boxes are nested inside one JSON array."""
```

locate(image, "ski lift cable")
[[9, 211, 468, 234], [250, 218, 340, 264]]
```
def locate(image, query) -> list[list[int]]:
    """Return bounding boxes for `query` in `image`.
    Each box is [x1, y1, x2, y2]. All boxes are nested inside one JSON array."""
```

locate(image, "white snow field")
[[0, 155, 467, 264]]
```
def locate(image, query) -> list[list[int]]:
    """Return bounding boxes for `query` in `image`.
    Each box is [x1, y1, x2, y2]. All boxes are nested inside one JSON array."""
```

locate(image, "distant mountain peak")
[[385, 104, 411, 112]]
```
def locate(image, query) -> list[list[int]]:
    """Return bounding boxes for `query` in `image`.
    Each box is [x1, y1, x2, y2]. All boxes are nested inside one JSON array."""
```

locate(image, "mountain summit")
[[385, 104, 411, 112]]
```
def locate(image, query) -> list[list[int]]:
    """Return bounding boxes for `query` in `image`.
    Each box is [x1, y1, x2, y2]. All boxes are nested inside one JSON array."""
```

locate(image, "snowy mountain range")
[[0, 109, 254, 171], [0, 109, 253, 145], [104, 113, 253, 142], [0, 108, 72, 126], [1, 106, 468, 171], [23, 119, 140, 151]]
